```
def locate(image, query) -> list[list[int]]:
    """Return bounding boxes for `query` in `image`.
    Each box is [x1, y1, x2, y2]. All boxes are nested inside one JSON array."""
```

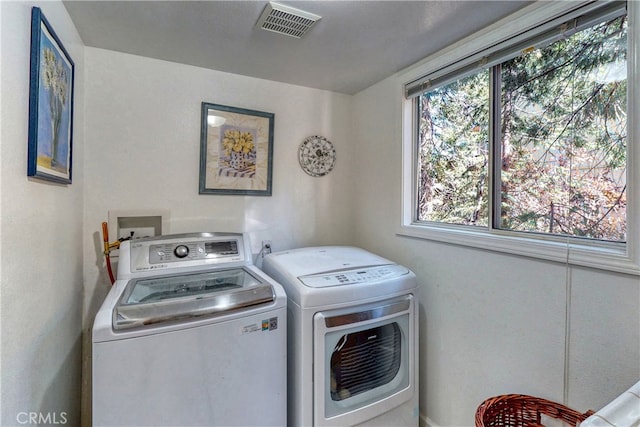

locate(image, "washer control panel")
[[148, 239, 239, 264], [299, 264, 409, 288], [126, 233, 247, 273]]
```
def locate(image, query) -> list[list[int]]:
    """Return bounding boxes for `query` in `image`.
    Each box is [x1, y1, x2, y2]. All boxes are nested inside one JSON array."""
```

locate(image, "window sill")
[[397, 223, 640, 276]]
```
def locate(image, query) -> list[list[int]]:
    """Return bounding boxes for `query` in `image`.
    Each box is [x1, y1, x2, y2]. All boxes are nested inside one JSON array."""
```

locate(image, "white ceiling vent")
[[256, 2, 321, 39]]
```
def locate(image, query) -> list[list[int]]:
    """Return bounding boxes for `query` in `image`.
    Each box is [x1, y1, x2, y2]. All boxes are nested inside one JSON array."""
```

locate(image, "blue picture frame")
[[199, 103, 274, 196], [28, 7, 74, 184]]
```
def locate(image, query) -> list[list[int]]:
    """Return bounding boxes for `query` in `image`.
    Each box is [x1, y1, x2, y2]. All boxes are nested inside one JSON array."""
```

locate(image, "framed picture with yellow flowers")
[[28, 7, 75, 184], [199, 103, 274, 195]]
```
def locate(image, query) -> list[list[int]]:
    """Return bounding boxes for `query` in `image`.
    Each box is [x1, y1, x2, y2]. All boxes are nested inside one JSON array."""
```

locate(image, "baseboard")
[[421, 414, 478, 427], [420, 415, 440, 427]]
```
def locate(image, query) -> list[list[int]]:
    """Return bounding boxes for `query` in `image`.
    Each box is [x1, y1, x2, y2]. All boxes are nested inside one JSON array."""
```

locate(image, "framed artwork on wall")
[[27, 7, 75, 184], [199, 102, 274, 196]]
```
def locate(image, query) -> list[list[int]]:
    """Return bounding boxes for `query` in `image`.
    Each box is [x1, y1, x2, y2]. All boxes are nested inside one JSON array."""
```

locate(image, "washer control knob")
[[174, 245, 189, 258]]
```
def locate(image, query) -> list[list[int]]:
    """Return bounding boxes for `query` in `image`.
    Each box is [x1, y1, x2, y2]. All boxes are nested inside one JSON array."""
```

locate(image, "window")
[[498, 16, 627, 241], [401, 1, 639, 274], [417, 69, 490, 227]]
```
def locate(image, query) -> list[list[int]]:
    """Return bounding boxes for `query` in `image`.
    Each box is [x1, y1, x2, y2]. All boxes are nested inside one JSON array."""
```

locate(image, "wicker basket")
[[475, 394, 594, 427]]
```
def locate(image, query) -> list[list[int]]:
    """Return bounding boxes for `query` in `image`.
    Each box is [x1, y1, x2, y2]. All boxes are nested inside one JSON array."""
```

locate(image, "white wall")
[[80, 47, 354, 424], [0, 1, 85, 425], [352, 66, 640, 426], [82, 46, 354, 314]]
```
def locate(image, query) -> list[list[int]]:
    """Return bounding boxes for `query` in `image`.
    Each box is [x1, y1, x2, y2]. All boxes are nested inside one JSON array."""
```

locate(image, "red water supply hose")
[[102, 222, 116, 285]]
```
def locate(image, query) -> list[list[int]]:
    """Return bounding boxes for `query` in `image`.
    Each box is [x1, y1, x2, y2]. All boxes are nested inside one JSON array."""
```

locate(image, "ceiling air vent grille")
[[256, 2, 321, 39]]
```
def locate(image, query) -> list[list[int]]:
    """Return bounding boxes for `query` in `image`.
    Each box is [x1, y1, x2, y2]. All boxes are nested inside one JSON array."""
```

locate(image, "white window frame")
[[399, 0, 640, 275]]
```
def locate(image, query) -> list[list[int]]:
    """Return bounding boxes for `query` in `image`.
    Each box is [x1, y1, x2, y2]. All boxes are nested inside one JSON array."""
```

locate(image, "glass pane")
[[330, 323, 401, 401], [114, 270, 274, 330], [124, 269, 259, 304], [499, 16, 627, 241], [417, 70, 490, 226]]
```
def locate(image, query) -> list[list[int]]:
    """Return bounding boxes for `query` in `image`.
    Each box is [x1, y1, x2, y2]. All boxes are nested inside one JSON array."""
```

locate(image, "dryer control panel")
[[299, 264, 409, 288]]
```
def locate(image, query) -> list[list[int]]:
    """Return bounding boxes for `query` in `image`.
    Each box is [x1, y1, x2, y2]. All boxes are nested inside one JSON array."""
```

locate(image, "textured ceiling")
[[63, 1, 532, 95]]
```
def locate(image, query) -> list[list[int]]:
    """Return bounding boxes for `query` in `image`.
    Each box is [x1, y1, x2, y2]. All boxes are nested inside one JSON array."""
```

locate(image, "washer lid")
[[113, 268, 274, 330]]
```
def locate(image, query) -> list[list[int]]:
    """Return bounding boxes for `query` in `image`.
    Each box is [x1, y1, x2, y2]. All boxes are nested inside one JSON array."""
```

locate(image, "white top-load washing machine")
[[92, 232, 286, 427], [262, 246, 419, 427]]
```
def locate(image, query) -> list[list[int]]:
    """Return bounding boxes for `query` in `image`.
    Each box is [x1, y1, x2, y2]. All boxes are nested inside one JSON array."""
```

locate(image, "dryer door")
[[313, 294, 416, 427]]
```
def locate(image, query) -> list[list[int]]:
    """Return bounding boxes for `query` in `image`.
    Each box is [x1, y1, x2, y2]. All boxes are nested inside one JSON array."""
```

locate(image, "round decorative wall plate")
[[298, 135, 336, 177]]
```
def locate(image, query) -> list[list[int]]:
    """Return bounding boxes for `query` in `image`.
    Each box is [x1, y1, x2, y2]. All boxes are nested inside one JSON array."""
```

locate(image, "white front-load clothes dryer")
[[262, 246, 419, 427], [92, 233, 287, 427]]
